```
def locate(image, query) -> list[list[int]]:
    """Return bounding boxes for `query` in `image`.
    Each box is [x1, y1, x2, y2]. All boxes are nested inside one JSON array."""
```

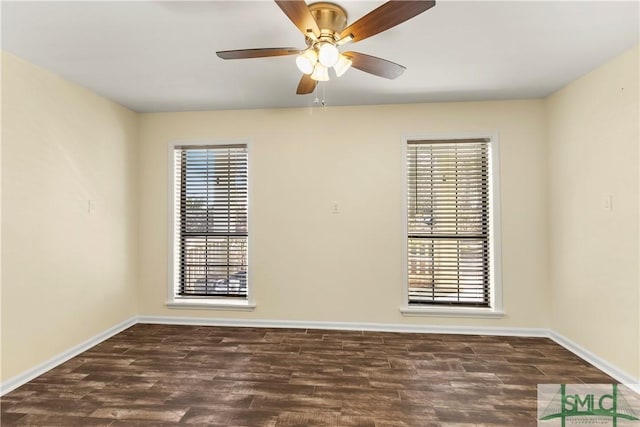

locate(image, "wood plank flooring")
[[1, 324, 615, 426]]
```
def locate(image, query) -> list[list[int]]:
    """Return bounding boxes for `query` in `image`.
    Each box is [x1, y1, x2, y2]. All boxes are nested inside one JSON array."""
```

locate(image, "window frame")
[[400, 134, 503, 318], [166, 140, 255, 311]]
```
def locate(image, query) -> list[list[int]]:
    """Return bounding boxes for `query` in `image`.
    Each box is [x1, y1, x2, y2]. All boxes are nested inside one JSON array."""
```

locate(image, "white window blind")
[[174, 144, 248, 298], [406, 139, 490, 307]]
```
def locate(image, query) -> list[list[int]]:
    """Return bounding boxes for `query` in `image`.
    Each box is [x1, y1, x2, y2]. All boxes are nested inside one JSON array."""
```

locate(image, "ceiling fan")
[[216, 0, 436, 95]]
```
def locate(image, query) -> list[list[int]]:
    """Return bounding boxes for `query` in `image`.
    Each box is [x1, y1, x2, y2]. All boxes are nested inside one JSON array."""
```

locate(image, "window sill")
[[167, 299, 256, 311], [400, 306, 504, 318]]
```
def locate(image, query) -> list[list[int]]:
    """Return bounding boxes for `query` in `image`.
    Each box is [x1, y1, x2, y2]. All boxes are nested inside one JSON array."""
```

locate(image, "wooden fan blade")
[[216, 48, 301, 60], [340, 1, 436, 43], [275, 1, 320, 37], [296, 74, 317, 94], [343, 51, 406, 79]]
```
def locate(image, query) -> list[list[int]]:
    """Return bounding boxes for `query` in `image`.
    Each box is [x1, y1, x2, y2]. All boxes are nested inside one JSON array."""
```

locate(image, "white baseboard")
[[0, 316, 137, 396], [137, 315, 549, 337], [138, 315, 640, 392], [549, 330, 640, 394], [3, 314, 638, 396]]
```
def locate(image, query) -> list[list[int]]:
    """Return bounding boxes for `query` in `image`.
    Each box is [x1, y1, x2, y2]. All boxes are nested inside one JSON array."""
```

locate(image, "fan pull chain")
[[322, 83, 326, 107], [313, 82, 326, 107]]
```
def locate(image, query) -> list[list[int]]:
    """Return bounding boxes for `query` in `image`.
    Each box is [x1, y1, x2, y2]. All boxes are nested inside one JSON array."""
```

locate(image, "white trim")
[[400, 306, 505, 318], [166, 139, 254, 307], [488, 134, 503, 312], [3, 316, 638, 396], [137, 315, 544, 336], [137, 316, 639, 390], [400, 132, 503, 316], [0, 316, 137, 396], [401, 139, 409, 308], [167, 141, 177, 309], [549, 330, 640, 394], [166, 300, 256, 311]]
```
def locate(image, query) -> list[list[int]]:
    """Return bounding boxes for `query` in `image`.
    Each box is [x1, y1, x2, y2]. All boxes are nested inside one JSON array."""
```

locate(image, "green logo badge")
[[538, 384, 640, 426]]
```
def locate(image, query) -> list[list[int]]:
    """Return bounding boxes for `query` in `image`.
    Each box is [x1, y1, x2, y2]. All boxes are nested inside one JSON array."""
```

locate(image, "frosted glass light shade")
[[310, 63, 329, 81], [296, 49, 317, 75], [318, 43, 339, 68], [333, 54, 352, 77]]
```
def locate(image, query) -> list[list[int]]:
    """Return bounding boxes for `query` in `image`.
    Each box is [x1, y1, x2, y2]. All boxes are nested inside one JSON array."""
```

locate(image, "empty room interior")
[[1, 0, 639, 426]]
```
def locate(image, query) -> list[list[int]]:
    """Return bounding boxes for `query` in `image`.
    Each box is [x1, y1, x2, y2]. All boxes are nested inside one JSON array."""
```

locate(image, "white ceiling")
[[2, 1, 638, 113]]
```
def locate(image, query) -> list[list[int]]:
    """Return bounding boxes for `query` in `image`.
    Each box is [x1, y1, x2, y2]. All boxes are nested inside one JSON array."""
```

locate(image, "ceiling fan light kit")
[[333, 54, 352, 77], [317, 43, 340, 68], [297, 46, 349, 77], [216, 0, 436, 95], [311, 63, 330, 81], [296, 49, 318, 74]]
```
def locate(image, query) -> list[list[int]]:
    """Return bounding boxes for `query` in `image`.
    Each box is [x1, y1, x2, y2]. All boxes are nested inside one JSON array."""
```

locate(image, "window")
[[168, 142, 253, 309], [402, 137, 502, 316]]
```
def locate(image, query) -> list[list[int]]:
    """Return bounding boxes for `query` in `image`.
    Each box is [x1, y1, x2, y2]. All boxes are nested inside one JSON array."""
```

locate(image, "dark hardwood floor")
[[1, 323, 615, 426]]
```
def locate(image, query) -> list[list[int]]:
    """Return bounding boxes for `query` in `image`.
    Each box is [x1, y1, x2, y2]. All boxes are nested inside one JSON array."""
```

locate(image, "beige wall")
[[3, 46, 637, 386], [546, 46, 640, 379], [138, 100, 549, 328], [1, 52, 139, 381]]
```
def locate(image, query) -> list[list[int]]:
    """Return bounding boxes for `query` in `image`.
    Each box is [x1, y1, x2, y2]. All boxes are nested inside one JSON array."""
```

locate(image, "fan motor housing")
[[309, 2, 348, 36]]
